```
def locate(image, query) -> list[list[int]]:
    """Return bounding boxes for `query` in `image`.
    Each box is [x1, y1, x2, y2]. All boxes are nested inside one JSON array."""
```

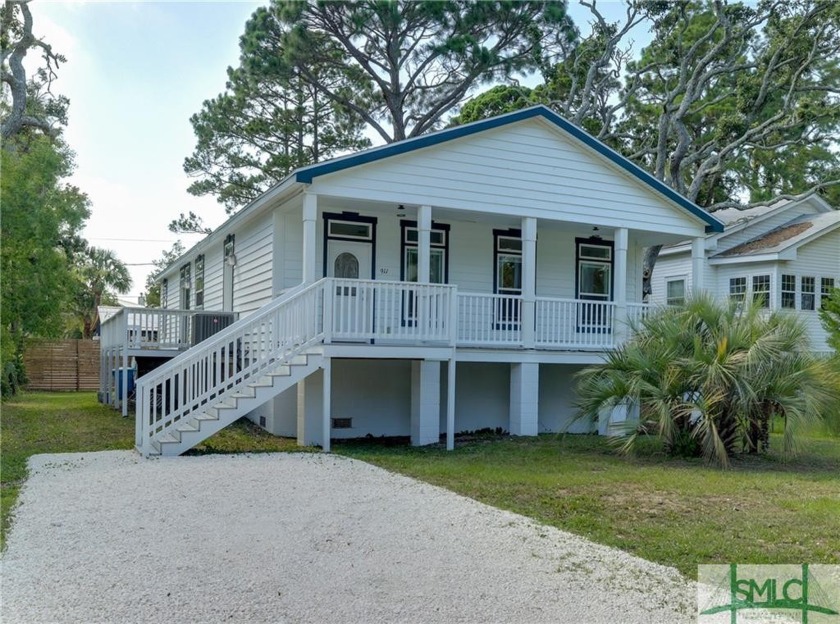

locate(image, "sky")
[[27, 0, 641, 301]]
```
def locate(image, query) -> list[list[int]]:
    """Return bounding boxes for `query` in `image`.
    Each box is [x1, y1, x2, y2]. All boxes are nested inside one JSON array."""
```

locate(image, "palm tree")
[[71, 247, 132, 339], [576, 294, 837, 467]]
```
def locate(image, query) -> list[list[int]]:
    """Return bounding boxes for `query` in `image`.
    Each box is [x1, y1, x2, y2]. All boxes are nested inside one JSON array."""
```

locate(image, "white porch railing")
[[457, 293, 523, 346], [328, 278, 456, 344], [535, 297, 617, 349], [99, 306, 239, 416], [625, 302, 658, 329], [134, 278, 458, 451]]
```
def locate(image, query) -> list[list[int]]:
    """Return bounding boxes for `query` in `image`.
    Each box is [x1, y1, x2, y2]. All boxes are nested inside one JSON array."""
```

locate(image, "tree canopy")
[[184, 62, 369, 213], [185, 0, 576, 212], [455, 0, 840, 211]]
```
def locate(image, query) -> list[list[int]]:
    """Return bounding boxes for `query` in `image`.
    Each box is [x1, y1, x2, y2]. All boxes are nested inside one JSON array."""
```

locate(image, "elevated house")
[[99, 106, 723, 456], [651, 195, 839, 353]]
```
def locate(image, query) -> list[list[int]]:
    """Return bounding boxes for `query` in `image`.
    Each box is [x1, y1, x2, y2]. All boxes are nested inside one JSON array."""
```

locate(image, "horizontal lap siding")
[[234, 213, 273, 317], [783, 232, 840, 351], [202, 244, 224, 311], [651, 253, 693, 304], [310, 120, 705, 237], [282, 211, 303, 290]]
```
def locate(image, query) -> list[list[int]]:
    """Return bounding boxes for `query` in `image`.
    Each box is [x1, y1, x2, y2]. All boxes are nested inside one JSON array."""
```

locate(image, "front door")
[[327, 240, 373, 338]]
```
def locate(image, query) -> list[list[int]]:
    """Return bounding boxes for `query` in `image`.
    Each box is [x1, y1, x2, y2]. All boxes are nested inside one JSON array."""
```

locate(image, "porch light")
[[226, 254, 237, 267], [396, 204, 406, 217]]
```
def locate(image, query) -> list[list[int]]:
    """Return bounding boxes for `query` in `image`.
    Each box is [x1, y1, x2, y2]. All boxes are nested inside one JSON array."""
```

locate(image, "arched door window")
[[334, 252, 359, 279]]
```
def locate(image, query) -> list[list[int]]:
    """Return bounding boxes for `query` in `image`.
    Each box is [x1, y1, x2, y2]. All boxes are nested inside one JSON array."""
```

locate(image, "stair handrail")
[[136, 281, 311, 388], [135, 280, 325, 451]]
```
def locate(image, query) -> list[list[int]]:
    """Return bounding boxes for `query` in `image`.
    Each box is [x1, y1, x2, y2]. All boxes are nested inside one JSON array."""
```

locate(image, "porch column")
[[691, 236, 705, 294], [411, 360, 440, 446], [614, 228, 629, 343], [521, 217, 537, 349], [418, 205, 432, 283], [321, 358, 331, 453], [446, 358, 456, 450], [509, 362, 539, 436], [302, 192, 318, 285], [296, 369, 323, 447]]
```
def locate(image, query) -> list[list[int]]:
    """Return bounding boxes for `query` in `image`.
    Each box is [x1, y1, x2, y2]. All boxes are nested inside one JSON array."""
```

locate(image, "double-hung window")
[[194, 254, 205, 309], [752, 275, 770, 308], [821, 278, 835, 309], [401, 222, 448, 284], [494, 230, 523, 327], [781, 275, 796, 309], [801, 277, 815, 311], [400, 221, 449, 325], [180, 263, 191, 310], [729, 277, 747, 303], [666, 279, 686, 306], [576, 239, 613, 331]]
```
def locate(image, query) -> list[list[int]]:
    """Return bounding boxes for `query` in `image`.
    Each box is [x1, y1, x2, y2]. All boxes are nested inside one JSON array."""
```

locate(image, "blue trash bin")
[[114, 368, 136, 396]]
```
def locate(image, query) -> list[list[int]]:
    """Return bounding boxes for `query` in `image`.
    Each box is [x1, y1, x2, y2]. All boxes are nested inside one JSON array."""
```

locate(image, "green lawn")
[[3, 391, 838, 579], [335, 433, 840, 578]]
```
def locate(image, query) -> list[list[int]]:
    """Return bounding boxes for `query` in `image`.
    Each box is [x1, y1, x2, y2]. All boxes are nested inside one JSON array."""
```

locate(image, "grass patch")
[[4, 391, 837, 579], [1, 392, 135, 549], [335, 432, 840, 578]]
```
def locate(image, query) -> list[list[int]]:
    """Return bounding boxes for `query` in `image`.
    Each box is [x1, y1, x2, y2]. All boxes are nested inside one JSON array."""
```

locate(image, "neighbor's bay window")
[[752, 274, 770, 308], [729, 277, 747, 303], [821, 278, 835, 309], [802, 276, 815, 310], [781, 275, 796, 309]]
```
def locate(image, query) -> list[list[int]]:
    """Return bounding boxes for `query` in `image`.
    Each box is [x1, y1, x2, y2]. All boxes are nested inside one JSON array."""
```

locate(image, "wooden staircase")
[[135, 281, 327, 457], [147, 349, 322, 457]]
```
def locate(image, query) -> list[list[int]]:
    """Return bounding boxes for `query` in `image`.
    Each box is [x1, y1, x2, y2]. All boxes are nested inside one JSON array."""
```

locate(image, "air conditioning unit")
[[191, 312, 236, 345]]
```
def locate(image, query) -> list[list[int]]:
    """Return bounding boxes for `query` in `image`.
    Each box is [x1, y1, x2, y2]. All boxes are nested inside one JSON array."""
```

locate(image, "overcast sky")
[[29, 0, 639, 301]]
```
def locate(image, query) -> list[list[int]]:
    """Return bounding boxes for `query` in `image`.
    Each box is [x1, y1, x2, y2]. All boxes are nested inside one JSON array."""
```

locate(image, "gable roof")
[[710, 210, 840, 262], [295, 105, 724, 233], [660, 194, 836, 257]]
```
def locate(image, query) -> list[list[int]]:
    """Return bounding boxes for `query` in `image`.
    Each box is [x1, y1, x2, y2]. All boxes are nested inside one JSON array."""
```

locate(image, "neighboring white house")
[[101, 105, 725, 456], [652, 195, 840, 353]]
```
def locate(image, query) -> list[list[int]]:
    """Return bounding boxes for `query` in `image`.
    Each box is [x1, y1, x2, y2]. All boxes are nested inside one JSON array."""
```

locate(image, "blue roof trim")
[[295, 105, 725, 234]]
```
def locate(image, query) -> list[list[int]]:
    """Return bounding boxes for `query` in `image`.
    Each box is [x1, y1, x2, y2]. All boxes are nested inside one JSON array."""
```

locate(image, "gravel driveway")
[[2, 451, 701, 623]]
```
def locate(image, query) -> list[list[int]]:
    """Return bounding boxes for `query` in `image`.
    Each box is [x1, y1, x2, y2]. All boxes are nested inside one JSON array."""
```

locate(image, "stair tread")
[[176, 422, 200, 432], [159, 432, 179, 444], [194, 412, 218, 421]]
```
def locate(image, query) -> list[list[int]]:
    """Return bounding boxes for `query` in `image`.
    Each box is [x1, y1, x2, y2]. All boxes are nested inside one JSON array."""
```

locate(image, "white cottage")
[[100, 106, 724, 456], [652, 195, 839, 353]]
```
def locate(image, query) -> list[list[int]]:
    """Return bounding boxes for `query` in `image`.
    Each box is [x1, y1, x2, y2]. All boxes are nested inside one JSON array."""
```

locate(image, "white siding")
[[233, 212, 274, 316], [778, 231, 840, 352], [309, 119, 708, 238], [201, 243, 224, 311], [651, 252, 693, 305], [282, 210, 303, 290]]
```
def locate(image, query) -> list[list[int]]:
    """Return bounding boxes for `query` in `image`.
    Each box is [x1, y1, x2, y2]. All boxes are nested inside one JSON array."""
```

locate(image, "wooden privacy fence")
[[24, 339, 99, 391]]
